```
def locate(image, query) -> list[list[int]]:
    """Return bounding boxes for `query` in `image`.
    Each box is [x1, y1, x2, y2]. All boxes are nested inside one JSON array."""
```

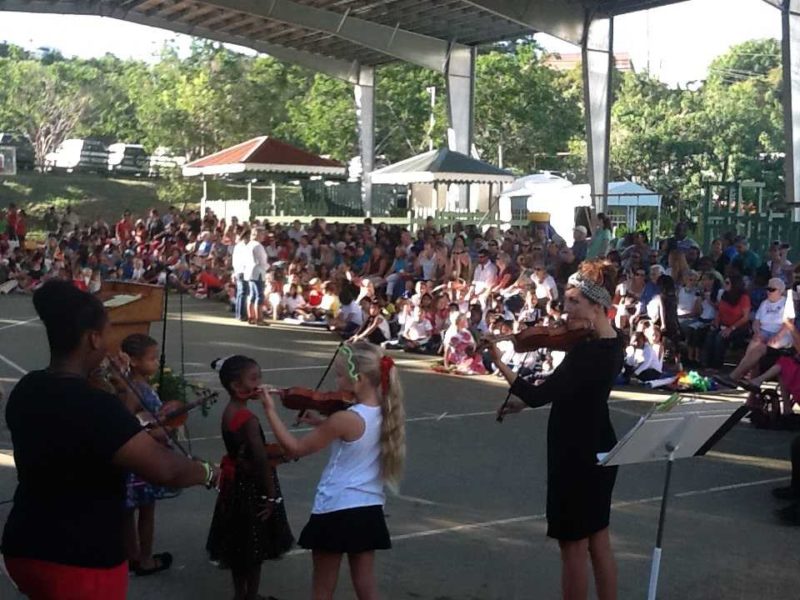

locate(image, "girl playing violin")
[[206, 355, 294, 600], [259, 341, 405, 600], [120, 334, 174, 576]]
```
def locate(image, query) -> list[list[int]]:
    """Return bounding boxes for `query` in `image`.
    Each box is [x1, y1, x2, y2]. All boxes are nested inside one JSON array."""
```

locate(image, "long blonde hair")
[[337, 341, 406, 489]]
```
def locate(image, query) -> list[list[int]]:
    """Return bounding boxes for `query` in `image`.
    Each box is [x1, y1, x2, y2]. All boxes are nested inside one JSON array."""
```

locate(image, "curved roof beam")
[[460, 0, 586, 45], [0, 0, 362, 83], [199, 0, 466, 73]]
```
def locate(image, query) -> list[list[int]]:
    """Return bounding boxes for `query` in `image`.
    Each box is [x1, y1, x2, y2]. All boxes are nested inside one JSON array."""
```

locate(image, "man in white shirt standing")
[[231, 228, 250, 322], [244, 228, 269, 325]]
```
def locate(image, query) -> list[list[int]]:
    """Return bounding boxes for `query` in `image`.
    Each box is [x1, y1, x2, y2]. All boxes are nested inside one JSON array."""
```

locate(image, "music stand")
[[597, 394, 747, 600]]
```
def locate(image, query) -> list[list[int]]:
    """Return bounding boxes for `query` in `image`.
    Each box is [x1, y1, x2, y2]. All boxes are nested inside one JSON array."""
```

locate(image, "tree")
[[474, 41, 583, 172], [281, 74, 357, 162], [0, 60, 90, 168]]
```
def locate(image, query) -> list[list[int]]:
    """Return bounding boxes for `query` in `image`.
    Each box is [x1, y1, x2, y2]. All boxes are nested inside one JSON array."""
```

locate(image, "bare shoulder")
[[326, 409, 366, 441]]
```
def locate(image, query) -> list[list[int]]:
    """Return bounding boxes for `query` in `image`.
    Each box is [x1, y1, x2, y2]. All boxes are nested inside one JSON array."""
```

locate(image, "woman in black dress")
[[487, 258, 623, 600]]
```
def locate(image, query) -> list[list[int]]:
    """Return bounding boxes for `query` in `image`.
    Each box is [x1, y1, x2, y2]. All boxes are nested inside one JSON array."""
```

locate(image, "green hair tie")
[[340, 344, 358, 381]]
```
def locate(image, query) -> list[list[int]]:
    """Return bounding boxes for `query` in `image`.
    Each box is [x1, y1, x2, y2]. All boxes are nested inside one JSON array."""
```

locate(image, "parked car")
[[0, 133, 35, 170], [107, 143, 150, 176], [44, 138, 109, 173], [148, 146, 187, 177]]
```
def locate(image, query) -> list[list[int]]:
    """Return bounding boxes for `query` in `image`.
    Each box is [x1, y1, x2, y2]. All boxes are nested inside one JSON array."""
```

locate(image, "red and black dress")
[[206, 409, 293, 568]]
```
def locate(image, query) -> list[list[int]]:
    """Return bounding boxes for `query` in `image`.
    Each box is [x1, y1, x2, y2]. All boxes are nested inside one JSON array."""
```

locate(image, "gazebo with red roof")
[[183, 136, 346, 178], [183, 136, 347, 222]]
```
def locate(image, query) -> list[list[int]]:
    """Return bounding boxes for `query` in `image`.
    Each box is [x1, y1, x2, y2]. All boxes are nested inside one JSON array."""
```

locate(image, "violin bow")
[[496, 350, 532, 424], [295, 340, 344, 425], [496, 389, 513, 424]]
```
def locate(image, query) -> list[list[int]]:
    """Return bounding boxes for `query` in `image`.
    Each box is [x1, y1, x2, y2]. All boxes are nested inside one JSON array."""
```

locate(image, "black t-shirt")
[[2, 371, 142, 567]]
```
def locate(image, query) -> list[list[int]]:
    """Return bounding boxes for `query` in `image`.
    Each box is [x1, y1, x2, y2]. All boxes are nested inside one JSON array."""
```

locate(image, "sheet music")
[[598, 395, 742, 466], [103, 294, 142, 308]]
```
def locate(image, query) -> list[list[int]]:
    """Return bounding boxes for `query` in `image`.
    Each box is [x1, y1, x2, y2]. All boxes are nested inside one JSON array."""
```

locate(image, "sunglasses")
[[767, 287, 780, 292]]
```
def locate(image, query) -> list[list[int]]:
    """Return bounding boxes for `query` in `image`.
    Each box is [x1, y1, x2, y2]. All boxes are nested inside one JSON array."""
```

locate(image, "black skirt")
[[546, 461, 618, 542], [298, 505, 391, 554], [206, 467, 294, 568]]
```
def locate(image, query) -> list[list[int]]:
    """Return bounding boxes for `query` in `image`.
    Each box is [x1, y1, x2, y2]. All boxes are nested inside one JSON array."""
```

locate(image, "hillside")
[[0, 173, 247, 235]]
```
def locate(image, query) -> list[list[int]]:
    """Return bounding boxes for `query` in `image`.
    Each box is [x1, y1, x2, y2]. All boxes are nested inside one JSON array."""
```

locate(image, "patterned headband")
[[567, 272, 612, 308], [340, 344, 358, 381]]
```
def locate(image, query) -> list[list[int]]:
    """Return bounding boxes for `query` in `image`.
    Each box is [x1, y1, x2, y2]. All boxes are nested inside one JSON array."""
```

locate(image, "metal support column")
[[782, 0, 800, 221], [582, 14, 614, 214], [355, 66, 375, 217], [446, 45, 477, 209]]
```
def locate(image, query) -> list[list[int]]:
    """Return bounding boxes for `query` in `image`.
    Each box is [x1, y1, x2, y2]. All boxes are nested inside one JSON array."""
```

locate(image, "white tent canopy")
[[499, 175, 661, 243]]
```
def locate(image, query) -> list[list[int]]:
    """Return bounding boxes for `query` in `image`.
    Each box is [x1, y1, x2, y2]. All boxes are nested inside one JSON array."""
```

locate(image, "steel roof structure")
[[0, 1, 685, 69]]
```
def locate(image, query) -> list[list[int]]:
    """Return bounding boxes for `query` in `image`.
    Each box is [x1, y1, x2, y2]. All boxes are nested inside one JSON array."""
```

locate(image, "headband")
[[380, 355, 395, 396], [567, 272, 612, 308], [340, 344, 358, 381]]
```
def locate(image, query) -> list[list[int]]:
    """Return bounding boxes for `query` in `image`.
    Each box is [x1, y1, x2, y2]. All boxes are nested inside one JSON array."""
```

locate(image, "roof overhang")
[[183, 162, 346, 177], [371, 171, 514, 185]]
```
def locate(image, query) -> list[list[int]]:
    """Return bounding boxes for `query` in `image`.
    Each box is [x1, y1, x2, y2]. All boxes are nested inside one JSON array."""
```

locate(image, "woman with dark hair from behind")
[[1, 280, 218, 600]]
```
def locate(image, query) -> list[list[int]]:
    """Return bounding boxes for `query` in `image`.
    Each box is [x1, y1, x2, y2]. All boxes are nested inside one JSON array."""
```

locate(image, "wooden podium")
[[98, 281, 164, 352]]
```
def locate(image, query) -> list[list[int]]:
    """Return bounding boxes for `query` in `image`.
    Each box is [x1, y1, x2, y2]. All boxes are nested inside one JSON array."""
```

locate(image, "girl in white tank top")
[[260, 341, 406, 600]]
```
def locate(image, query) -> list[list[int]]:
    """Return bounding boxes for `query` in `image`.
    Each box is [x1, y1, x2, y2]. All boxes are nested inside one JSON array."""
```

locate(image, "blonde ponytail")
[[379, 362, 405, 489]]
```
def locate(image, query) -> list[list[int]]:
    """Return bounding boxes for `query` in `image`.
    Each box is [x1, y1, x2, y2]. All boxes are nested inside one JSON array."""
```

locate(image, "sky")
[[0, 0, 784, 86]]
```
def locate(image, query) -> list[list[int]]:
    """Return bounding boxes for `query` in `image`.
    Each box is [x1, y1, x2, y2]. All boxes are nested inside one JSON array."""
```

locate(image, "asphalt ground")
[[0, 294, 798, 600]]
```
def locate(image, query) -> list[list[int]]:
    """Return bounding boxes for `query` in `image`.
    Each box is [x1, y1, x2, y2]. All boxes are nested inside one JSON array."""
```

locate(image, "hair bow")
[[380, 355, 395, 395]]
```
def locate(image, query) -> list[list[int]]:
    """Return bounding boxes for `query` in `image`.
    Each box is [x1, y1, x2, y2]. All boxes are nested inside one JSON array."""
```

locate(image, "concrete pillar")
[[446, 45, 477, 209], [782, 0, 800, 221], [582, 15, 614, 214], [355, 66, 375, 217]]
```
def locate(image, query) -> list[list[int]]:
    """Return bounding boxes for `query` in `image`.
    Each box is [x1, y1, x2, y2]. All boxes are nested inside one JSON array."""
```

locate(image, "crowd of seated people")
[[2, 203, 800, 405]]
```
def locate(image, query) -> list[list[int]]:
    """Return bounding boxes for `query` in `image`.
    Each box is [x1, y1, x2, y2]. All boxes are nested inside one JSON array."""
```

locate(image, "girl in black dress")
[[487, 258, 624, 600], [206, 356, 294, 600]]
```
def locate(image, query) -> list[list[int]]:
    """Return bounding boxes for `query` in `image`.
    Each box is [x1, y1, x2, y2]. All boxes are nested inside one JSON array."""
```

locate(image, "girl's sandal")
[[134, 552, 173, 576]]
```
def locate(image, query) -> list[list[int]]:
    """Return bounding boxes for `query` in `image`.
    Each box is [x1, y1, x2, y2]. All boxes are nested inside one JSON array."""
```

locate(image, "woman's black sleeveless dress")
[[509, 334, 624, 541]]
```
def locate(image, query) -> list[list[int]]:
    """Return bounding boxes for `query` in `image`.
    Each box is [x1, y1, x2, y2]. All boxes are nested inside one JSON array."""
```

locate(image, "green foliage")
[[475, 41, 583, 172], [0, 36, 789, 241], [605, 38, 784, 235], [282, 74, 357, 162]]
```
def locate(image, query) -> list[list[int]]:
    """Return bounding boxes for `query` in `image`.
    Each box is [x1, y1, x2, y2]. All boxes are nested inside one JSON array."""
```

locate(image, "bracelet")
[[201, 461, 214, 489]]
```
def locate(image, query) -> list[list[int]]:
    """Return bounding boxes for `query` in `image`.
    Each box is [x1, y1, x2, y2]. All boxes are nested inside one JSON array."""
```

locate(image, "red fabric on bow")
[[380, 355, 395, 395]]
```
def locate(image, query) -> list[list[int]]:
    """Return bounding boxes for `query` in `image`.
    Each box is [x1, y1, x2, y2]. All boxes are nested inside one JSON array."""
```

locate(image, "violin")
[[266, 387, 356, 416], [482, 318, 595, 353], [137, 391, 219, 430]]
